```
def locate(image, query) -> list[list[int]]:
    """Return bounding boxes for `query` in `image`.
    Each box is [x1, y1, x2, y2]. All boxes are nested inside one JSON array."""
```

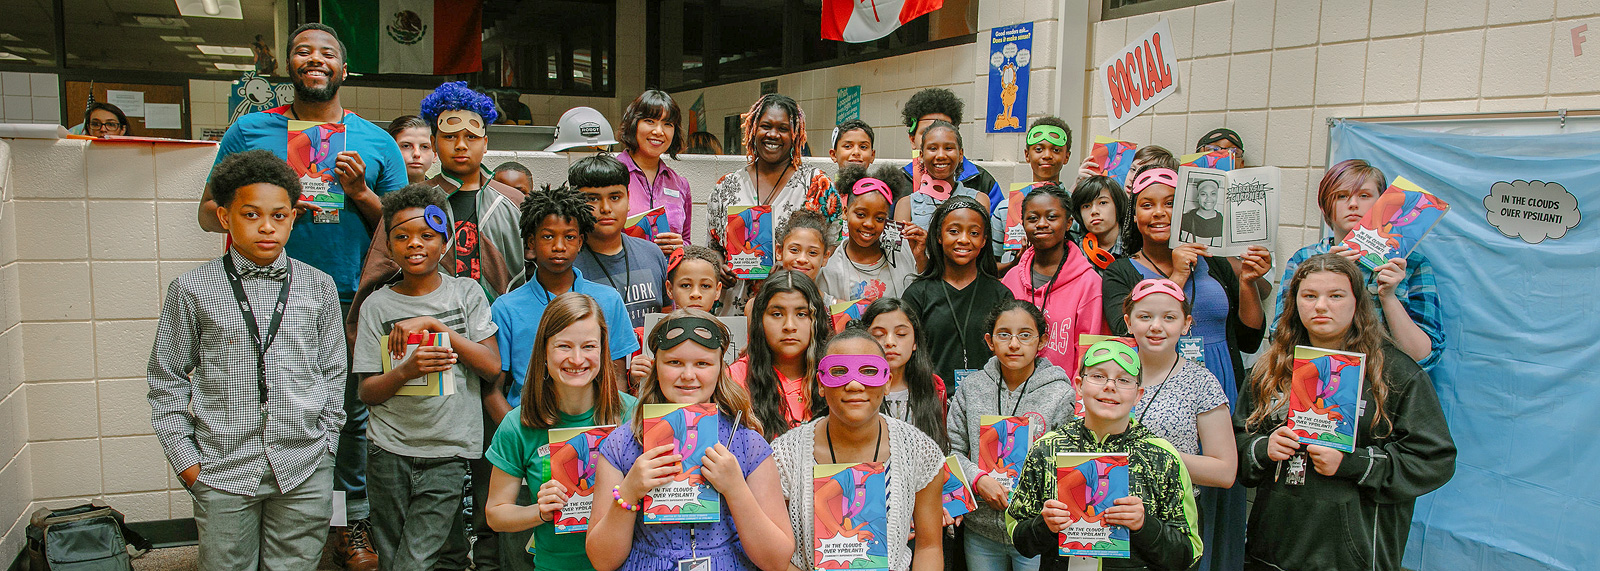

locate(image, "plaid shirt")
[[147, 250, 347, 496], [1272, 239, 1446, 369]]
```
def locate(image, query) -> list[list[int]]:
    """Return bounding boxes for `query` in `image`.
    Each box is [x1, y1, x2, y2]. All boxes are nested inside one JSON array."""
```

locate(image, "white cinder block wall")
[[1083, 0, 1600, 269]]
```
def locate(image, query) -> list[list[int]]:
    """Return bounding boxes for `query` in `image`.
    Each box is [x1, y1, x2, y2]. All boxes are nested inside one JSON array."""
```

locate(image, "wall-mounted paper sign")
[[105, 90, 146, 117], [1098, 18, 1178, 132]]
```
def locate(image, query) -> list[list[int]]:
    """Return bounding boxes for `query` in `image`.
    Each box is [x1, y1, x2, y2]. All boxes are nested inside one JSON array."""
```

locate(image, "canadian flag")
[[822, 0, 945, 43]]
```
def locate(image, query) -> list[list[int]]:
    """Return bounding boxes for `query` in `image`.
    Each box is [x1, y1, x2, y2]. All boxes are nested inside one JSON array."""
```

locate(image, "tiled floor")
[[132, 542, 344, 570]]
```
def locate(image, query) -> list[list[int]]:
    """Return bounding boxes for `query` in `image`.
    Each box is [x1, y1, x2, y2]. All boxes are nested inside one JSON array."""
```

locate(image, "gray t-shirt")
[[572, 235, 670, 328], [353, 275, 497, 459]]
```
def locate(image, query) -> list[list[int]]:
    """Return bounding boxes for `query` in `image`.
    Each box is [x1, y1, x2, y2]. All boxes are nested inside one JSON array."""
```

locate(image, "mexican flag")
[[322, 0, 482, 75], [821, 0, 944, 43]]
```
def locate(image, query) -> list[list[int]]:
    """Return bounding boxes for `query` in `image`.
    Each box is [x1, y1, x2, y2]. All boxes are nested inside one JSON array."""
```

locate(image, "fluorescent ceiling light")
[[175, 0, 243, 19], [0, 52, 24, 61], [197, 45, 252, 56], [5, 46, 48, 55], [131, 15, 190, 29], [0, 34, 21, 42], [214, 62, 255, 71], [160, 35, 206, 42]]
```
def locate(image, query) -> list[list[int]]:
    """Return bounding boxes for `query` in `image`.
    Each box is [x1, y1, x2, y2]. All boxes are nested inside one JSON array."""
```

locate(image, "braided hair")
[[740, 94, 807, 170]]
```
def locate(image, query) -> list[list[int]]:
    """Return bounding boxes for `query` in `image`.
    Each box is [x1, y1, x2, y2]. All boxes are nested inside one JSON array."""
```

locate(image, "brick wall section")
[[0, 140, 30, 565], [1084, 0, 1600, 268]]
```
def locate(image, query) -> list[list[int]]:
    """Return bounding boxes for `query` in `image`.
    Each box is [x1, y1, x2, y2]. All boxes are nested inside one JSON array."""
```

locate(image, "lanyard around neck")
[[221, 254, 291, 407]]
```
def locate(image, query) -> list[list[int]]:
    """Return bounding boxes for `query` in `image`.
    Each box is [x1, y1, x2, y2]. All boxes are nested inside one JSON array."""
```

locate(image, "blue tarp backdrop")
[[1330, 121, 1600, 571]]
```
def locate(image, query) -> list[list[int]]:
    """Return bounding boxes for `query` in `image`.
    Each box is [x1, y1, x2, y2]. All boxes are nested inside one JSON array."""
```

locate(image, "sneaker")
[[335, 519, 380, 571]]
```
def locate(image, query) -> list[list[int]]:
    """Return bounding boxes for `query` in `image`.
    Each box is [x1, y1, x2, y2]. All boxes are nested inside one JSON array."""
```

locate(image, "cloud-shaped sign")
[[1483, 180, 1582, 244]]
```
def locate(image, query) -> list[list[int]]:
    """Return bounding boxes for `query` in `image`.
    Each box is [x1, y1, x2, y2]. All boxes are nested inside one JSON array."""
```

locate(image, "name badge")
[[953, 369, 978, 392], [663, 187, 683, 198], [678, 557, 712, 571], [313, 208, 341, 224], [1177, 335, 1204, 367]]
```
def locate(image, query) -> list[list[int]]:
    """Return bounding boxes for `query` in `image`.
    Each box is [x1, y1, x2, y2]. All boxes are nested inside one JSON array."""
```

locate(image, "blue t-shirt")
[[571, 235, 670, 329], [211, 106, 409, 301], [490, 267, 641, 407]]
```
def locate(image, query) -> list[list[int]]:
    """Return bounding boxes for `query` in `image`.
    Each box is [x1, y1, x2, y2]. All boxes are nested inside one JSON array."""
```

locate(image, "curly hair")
[[740, 94, 807, 169], [901, 88, 964, 132], [519, 183, 596, 242], [835, 163, 908, 207], [380, 183, 448, 231], [777, 209, 834, 252], [619, 89, 684, 159], [669, 244, 734, 287], [420, 81, 498, 129], [211, 149, 302, 208]]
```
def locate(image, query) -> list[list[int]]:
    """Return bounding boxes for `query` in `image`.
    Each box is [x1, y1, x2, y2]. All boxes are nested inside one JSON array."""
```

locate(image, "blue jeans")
[[965, 531, 1040, 571], [367, 446, 470, 571], [337, 302, 369, 520]]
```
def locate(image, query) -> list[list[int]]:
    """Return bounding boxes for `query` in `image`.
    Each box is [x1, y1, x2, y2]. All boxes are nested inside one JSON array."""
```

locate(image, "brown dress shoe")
[[335, 519, 380, 571]]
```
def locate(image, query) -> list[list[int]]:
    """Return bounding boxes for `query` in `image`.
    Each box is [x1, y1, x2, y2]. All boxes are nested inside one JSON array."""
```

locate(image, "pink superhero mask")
[[817, 354, 891, 388], [1130, 278, 1186, 302], [1130, 167, 1178, 194], [851, 177, 894, 204]]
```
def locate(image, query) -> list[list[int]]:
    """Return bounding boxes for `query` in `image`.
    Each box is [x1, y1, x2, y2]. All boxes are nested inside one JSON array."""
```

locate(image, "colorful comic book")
[[640, 403, 721, 523], [379, 331, 455, 396], [286, 120, 346, 212], [1056, 453, 1131, 558], [543, 425, 616, 533], [1004, 182, 1038, 251], [1090, 136, 1139, 186], [1178, 150, 1236, 171], [977, 415, 1038, 492], [1340, 177, 1451, 271], [1289, 346, 1366, 453], [813, 462, 890, 571], [1170, 166, 1280, 256], [829, 298, 870, 332], [624, 206, 670, 241], [727, 205, 775, 280], [940, 455, 978, 519]]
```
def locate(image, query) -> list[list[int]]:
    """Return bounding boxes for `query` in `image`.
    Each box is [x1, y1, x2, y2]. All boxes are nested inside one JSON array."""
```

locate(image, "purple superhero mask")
[[817, 354, 891, 388]]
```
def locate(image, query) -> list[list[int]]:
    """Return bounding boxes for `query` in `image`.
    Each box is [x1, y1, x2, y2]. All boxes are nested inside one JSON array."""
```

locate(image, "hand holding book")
[[618, 442, 683, 506]]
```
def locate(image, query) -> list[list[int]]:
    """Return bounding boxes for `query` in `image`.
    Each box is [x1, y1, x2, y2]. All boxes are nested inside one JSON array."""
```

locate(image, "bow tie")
[[240, 265, 288, 281]]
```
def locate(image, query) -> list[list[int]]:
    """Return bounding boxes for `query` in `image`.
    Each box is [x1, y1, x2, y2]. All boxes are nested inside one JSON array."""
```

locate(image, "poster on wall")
[[986, 23, 1031, 133], [228, 72, 295, 125], [837, 86, 861, 123], [1099, 18, 1178, 132]]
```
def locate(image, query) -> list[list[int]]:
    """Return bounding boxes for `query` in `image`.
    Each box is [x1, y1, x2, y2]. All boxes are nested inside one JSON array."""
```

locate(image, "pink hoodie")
[[1000, 241, 1106, 375]]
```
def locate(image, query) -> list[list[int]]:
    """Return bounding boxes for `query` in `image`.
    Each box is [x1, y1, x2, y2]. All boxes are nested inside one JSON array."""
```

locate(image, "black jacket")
[[1101, 255, 1263, 393], [1233, 343, 1456, 571], [1008, 418, 1201, 571]]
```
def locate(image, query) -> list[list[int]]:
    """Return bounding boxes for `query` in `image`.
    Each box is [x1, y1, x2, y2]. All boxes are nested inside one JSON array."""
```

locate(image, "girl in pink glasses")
[[771, 328, 947, 571]]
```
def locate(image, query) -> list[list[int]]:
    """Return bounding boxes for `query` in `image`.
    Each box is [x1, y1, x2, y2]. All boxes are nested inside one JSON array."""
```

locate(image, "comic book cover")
[[940, 455, 978, 519], [829, 298, 870, 332], [286, 120, 346, 213], [1178, 150, 1235, 171], [624, 206, 670, 241], [1004, 182, 1038, 251], [1171, 166, 1280, 256], [544, 425, 616, 533], [727, 205, 775, 280], [1289, 346, 1366, 453], [640, 403, 721, 523], [380, 331, 454, 396], [1056, 453, 1131, 558], [813, 462, 889, 571], [1341, 177, 1451, 271], [978, 415, 1039, 492], [1090, 136, 1139, 185]]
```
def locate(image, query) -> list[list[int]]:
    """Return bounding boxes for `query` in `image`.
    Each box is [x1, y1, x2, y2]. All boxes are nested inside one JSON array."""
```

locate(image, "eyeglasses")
[[1081, 372, 1139, 390], [88, 121, 124, 133], [1200, 144, 1242, 158], [993, 331, 1037, 344]]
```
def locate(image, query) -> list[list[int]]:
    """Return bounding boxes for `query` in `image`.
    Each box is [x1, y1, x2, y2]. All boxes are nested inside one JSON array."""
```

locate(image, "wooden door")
[[64, 81, 190, 139]]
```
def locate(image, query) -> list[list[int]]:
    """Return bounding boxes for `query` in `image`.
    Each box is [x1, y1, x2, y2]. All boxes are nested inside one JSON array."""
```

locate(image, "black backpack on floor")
[[25, 501, 151, 571]]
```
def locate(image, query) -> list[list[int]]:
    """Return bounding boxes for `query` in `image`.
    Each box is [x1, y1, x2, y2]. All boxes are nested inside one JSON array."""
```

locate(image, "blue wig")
[[419, 81, 498, 127]]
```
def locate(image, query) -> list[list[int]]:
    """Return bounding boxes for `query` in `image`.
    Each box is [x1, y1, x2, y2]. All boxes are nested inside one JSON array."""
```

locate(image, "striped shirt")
[[147, 250, 347, 496], [1272, 238, 1446, 369]]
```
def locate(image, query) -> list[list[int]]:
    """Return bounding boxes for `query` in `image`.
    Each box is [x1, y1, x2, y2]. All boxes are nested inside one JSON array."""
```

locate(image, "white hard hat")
[[545, 106, 618, 151]]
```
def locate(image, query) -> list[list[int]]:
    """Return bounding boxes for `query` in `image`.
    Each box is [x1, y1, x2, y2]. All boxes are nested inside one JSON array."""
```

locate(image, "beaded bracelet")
[[613, 485, 640, 512]]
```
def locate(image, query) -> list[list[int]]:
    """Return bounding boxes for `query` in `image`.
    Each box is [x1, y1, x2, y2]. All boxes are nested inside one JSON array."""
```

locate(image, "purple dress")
[[599, 414, 772, 571]]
